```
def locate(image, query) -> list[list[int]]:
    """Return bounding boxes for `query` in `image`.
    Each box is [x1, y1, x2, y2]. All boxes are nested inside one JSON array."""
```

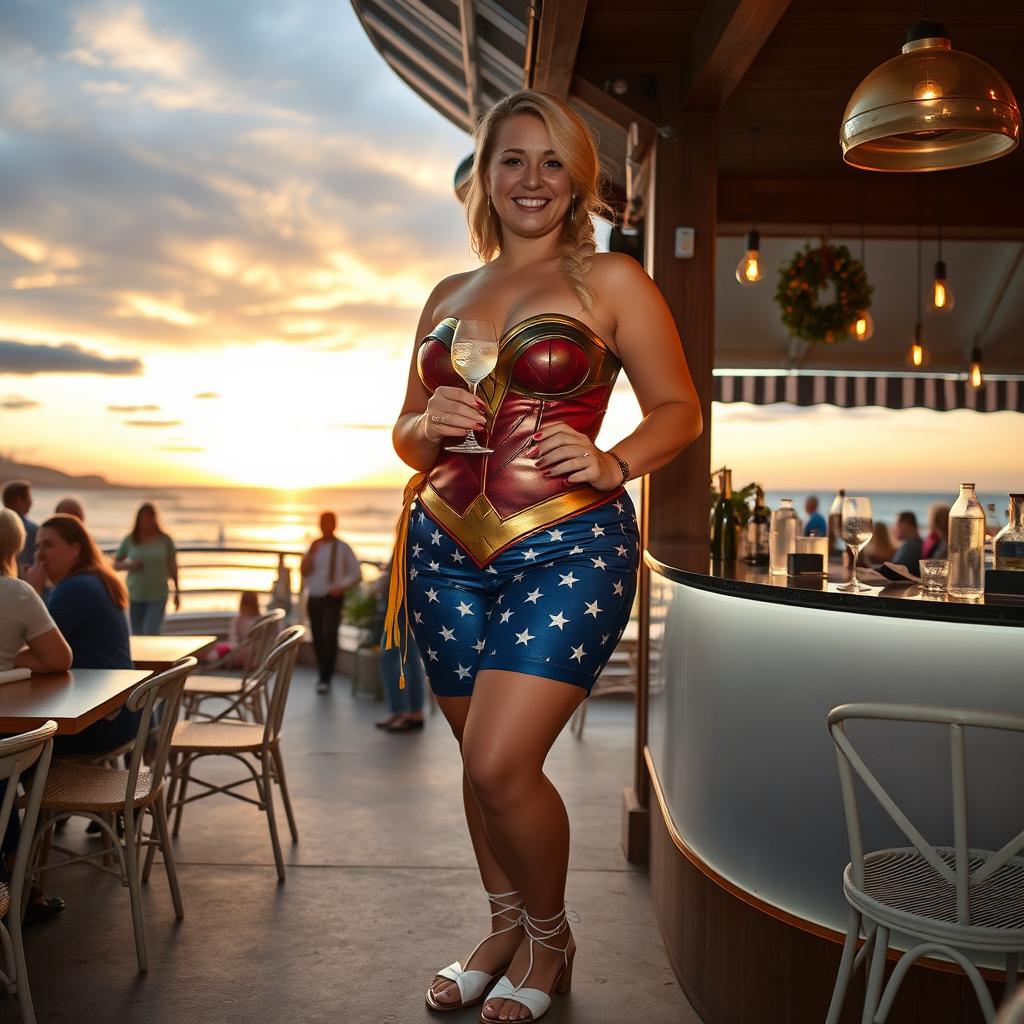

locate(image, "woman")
[[390, 91, 701, 1022], [114, 502, 180, 635], [922, 502, 950, 560], [374, 561, 427, 733], [0, 508, 72, 675], [862, 521, 896, 566]]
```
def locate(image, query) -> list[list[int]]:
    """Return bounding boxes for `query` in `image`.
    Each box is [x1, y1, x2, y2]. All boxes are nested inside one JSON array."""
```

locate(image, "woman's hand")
[[25, 557, 49, 594], [421, 386, 487, 445], [528, 423, 622, 491]]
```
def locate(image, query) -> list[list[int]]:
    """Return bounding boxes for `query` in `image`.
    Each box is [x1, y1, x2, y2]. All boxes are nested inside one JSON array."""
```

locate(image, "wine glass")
[[445, 319, 499, 454], [837, 496, 873, 592]]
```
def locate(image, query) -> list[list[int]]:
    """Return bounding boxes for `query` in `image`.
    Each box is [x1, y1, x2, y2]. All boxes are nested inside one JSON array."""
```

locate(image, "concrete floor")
[[21, 667, 701, 1024]]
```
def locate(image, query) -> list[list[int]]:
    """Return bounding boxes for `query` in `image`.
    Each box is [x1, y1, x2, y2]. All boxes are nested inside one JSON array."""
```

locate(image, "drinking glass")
[[919, 558, 949, 593], [837, 496, 873, 592], [446, 319, 499, 454]]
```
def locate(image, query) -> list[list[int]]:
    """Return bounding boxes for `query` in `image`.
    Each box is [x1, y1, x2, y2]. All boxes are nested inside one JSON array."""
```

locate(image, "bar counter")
[[643, 554, 1023, 1024]]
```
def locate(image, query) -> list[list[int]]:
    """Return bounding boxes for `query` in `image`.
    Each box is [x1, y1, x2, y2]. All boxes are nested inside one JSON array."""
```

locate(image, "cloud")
[[108, 403, 159, 412], [193, 391, 219, 399], [0, 395, 40, 410], [124, 418, 182, 428], [0, 340, 143, 375]]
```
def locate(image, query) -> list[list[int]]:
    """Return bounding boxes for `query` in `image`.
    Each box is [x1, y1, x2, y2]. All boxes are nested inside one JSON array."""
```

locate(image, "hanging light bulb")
[[850, 310, 874, 341], [930, 259, 955, 312], [735, 229, 762, 286], [907, 323, 927, 367], [969, 346, 984, 389]]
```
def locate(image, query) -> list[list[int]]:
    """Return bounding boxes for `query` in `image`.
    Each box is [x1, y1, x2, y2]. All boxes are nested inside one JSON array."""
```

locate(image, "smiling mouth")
[[512, 197, 550, 209]]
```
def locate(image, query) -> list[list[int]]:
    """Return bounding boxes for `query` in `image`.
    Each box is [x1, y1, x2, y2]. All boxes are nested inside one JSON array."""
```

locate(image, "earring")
[[569, 195, 577, 220]]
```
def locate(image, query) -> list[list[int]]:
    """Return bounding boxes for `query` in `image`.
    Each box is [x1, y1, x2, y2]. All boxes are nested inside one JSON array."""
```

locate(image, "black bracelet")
[[611, 452, 630, 486]]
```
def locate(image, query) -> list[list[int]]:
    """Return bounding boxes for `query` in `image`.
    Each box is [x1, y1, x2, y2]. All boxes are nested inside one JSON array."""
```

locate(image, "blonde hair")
[[465, 90, 609, 310], [0, 508, 26, 577]]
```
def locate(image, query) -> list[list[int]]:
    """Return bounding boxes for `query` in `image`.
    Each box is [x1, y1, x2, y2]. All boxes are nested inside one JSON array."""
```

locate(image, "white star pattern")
[[569, 545, 584, 555], [524, 588, 543, 604], [430, 529, 442, 546], [591, 523, 605, 537], [409, 567, 419, 580], [601, 633, 611, 645], [570, 643, 586, 663], [418, 511, 426, 523], [513, 572, 526, 583], [523, 548, 538, 561], [451, 551, 466, 564], [616, 544, 628, 558], [612, 580, 625, 596], [485, 566, 498, 574], [439, 625, 456, 642], [515, 628, 535, 646], [558, 571, 578, 589], [455, 665, 472, 680], [413, 611, 423, 624], [548, 611, 570, 630], [472, 638, 486, 653], [547, 528, 564, 541], [614, 499, 625, 514], [590, 556, 607, 570], [456, 601, 474, 617], [425, 588, 439, 603], [499, 608, 514, 624], [585, 600, 603, 618], [426, 647, 438, 662], [428, 560, 440, 572], [412, 543, 423, 557]]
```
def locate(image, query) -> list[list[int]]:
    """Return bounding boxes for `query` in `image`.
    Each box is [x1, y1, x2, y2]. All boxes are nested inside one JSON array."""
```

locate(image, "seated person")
[[804, 496, 828, 537], [891, 511, 924, 575], [210, 590, 262, 670], [863, 521, 896, 566], [922, 502, 950, 560]]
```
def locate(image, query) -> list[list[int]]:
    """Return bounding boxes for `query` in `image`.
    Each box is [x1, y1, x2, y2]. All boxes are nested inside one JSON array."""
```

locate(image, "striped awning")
[[713, 374, 1024, 413]]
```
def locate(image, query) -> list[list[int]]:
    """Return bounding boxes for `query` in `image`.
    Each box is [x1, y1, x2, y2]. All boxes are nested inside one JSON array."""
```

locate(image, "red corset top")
[[414, 314, 623, 566]]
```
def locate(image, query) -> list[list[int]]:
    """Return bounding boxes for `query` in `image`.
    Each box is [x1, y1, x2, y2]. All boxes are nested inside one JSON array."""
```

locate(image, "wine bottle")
[[710, 468, 738, 562], [746, 485, 770, 566]]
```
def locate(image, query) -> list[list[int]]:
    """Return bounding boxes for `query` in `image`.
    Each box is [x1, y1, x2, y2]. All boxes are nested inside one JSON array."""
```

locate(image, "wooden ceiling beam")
[[457, 0, 481, 122], [680, 0, 793, 111], [531, 0, 588, 99]]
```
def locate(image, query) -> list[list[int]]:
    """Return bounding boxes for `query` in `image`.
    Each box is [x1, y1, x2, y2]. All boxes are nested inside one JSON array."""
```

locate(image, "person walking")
[[387, 90, 701, 1022], [301, 512, 360, 694], [114, 502, 179, 635]]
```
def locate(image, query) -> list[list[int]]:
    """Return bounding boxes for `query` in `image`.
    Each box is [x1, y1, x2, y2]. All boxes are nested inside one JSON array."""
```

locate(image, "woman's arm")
[[534, 253, 703, 489], [167, 538, 180, 610], [113, 537, 139, 572], [393, 274, 487, 471], [15, 627, 72, 674]]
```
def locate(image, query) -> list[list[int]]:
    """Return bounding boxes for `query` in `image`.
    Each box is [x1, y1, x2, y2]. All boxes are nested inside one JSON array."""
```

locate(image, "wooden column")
[[624, 109, 717, 864]]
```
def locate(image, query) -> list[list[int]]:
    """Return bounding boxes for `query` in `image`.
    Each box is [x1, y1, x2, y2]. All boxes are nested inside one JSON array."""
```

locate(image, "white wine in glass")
[[446, 319, 499, 454], [838, 496, 874, 592]]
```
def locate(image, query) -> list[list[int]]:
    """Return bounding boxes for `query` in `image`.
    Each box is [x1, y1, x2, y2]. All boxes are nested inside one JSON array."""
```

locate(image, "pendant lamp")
[[735, 126, 763, 287], [841, 17, 1020, 172]]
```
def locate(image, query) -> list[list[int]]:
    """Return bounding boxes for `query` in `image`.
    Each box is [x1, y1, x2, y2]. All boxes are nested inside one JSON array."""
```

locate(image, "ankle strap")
[[485, 888, 523, 928], [522, 907, 579, 955]]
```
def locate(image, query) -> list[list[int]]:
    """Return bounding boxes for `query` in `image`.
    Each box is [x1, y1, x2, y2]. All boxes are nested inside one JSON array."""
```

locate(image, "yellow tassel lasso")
[[383, 473, 426, 689]]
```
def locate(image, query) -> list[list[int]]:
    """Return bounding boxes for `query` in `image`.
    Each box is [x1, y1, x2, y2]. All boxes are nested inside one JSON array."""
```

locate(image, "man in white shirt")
[[301, 512, 361, 693]]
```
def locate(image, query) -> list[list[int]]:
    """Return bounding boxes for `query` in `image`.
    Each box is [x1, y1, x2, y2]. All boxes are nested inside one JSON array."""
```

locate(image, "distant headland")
[[0, 456, 120, 490]]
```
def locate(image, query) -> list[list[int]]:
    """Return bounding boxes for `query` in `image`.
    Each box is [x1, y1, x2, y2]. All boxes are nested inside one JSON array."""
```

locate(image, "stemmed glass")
[[837, 496, 874, 592], [446, 318, 499, 454]]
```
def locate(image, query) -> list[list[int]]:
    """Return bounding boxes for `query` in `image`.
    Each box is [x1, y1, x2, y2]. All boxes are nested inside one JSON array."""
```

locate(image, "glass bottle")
[[994, 494, 1024, 570], [769, 498, 799, 576], [710, 468, 738, 562], [947, 483, 986, 599], [745, 486, 770, 566]]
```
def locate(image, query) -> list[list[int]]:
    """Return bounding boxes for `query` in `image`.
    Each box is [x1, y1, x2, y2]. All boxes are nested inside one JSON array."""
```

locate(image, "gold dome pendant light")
[[841, 12, 1020, 172]]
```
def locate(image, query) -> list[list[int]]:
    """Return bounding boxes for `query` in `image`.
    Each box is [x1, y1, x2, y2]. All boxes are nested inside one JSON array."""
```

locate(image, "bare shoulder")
[[426, 268, 482, 322], [589, 251, 649, 289]]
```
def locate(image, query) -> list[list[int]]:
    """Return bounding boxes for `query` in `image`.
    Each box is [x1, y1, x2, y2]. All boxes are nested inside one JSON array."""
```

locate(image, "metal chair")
[[162, 625, 304, 881], [0, 721, 57, 1024], [28, 658, 197, 973], [182, 608, 285, 722], [825, 703, 1024, 1024]]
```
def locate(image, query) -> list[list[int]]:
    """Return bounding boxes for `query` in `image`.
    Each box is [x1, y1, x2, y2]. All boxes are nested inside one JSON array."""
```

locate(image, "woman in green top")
[[114, 502, 179, 635]]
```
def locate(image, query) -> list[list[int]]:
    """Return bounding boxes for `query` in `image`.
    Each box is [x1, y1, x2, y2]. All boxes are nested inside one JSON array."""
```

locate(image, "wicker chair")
[[162, 625, 304, 881], [27, 658, 197, 973], [825, 703, 1024, 1024], [182, 608, 285, 722], [0, 721, 56, 1024]]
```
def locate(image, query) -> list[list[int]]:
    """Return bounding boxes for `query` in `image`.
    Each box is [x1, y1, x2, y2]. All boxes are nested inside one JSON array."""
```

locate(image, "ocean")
[[25, 484, 1011, 612]]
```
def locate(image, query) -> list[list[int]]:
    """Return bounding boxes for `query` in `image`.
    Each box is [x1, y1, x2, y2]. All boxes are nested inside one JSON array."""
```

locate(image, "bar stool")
[[825, 703, 1024, 1024]]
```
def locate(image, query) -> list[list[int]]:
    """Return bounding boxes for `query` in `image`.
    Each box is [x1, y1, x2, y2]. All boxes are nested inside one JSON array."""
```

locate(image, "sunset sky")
[[0, 1, 1018, 493]]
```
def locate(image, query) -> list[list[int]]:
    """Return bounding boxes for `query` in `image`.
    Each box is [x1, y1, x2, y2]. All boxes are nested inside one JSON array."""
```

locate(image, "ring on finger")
[[582, 449, 591, 459], [430, 413, 443, 423]]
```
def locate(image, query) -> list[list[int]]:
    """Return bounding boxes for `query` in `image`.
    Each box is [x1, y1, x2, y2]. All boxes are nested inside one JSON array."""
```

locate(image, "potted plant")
[[342, 584, 384, 698]]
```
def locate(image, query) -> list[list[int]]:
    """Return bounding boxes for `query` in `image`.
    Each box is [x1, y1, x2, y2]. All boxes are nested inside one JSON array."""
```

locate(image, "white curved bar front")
[[647, 566, 1024, 933]]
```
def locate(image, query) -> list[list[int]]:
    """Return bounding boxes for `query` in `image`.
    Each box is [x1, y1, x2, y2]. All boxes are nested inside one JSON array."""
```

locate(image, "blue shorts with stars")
[[405, 493, 639, 697]]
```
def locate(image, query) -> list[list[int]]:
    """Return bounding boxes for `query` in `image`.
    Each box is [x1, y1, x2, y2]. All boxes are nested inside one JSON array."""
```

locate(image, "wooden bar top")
[[0, 668, 151, 735], [130, 635, 217, 670]]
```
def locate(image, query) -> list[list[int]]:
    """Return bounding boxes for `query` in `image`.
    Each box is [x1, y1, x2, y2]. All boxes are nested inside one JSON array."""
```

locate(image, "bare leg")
[[428, 695, 525, 1007], [462, 670, 585, 1023]]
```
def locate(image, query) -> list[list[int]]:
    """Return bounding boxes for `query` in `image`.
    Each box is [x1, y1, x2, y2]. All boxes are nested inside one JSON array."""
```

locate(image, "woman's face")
[[486, 113, 574, 239], [36, 527, 80, 583], [139, 507, 157, 531]]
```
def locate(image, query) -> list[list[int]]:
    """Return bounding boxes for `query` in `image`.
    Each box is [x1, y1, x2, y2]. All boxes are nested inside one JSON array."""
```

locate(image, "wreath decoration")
[[775, 243, 873, 344]]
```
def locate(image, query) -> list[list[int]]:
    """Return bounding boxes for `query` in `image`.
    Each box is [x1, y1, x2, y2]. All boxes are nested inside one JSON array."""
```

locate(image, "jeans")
[[379, 633, 426, 714], [130, 600, 166, 636], [307, 594, 344, 684]]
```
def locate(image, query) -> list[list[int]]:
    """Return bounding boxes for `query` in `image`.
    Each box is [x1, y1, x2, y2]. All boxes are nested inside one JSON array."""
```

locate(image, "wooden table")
[[0, 668, 152, 735], [130, 635, 217, 670]]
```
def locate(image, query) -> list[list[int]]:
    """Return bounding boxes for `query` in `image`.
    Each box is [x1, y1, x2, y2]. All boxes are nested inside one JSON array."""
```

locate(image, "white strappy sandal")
[[425, 888, 524, 1012], [480, 907, 577, 1023]]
